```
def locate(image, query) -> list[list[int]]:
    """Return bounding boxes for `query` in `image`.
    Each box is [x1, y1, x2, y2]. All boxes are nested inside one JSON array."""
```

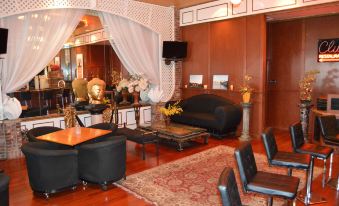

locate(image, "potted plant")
[[299, 70, 320, 104], [159, 101, 183, 126], [116, 78, 130, 105], [127, 74, 149, 105], [298, 69, 319, 142], [239, 75, 254, 103]]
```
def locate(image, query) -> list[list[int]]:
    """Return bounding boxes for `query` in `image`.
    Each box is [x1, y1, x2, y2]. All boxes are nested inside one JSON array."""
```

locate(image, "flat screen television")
[[162, 41, 187, 59], [0, 28, 8, 54]]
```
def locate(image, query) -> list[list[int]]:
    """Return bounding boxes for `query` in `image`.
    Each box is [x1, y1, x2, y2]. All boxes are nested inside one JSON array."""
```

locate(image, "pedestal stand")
[[240, 102, 252, 141], [299, 101, 313, 143]]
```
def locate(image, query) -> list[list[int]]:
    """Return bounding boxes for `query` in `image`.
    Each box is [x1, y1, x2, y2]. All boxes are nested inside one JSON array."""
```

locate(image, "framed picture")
[[213, 75, 229, 90], [76, 53, 84, 79], [189, 75, 203, 88]]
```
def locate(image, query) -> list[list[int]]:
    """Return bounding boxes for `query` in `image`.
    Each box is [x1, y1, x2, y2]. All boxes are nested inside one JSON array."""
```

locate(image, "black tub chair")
[[21, 142, 78, 198], [77, 136, 126, 190], [0, 172, 9, 206], [218, 167, 242, 206], [26, 126, 62, 142], [234, 142, 299, 206]]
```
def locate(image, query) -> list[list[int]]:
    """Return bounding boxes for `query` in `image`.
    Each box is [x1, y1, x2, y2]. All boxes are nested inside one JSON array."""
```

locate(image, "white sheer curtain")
[[100, 13, 160, 85], [0, 9, 84, 119]]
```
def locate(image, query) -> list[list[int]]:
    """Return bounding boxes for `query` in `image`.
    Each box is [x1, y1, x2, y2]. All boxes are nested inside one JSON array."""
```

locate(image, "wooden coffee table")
[[140, 123, 208, 151], [36, 127, 111, 146]]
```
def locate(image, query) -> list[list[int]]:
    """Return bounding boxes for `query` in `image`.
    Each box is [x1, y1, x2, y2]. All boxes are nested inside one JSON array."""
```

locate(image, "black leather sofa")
[[167, 94, 242, 137], [0, 172, 9, 206]]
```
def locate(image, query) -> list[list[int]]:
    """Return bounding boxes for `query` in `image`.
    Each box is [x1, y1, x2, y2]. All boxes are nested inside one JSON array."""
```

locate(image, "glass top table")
[[139, 122, 209, 151]]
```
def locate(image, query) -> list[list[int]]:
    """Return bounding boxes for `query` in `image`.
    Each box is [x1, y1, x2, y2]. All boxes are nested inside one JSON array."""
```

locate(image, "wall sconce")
[[203, 85, 208, 89], [230, 0, 242, 5]]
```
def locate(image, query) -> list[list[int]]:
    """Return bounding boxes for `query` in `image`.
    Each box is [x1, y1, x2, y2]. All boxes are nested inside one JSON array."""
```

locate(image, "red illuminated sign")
[[318, 38, 339, 62]]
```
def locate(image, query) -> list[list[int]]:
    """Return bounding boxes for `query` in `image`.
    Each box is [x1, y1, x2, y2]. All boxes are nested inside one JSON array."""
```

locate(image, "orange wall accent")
[[182, 14, 267, 137]]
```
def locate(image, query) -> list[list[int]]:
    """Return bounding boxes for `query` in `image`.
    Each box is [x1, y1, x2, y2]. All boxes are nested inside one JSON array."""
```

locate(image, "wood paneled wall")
[[267, 14, 339, 130], [182, 14, 267, 137]]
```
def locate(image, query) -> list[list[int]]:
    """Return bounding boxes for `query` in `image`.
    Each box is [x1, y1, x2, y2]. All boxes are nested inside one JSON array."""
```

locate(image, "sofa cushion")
[[171, 112, 218, 129]]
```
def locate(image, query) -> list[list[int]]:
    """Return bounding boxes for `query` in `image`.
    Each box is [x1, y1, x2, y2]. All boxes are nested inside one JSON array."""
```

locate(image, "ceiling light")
[[230, 0, 242, 5]]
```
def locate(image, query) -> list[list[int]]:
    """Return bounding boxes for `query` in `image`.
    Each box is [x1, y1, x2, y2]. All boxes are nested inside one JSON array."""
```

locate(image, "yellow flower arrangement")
[[299, 70, 320, 101], [239, 75, 254, 95], [160, 101, 183, 116]]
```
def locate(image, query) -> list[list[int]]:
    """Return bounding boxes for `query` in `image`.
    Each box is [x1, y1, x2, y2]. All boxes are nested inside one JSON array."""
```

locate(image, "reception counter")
[[20, 104, 152, 131]]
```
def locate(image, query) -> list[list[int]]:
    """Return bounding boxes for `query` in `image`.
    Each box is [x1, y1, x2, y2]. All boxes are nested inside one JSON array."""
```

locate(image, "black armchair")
[[289, 122, 333, 188], [26, 126, 62, 142], [218, 167, 242, 206], [21, 142, 78, 198], [77, 136, 126, 190], [234, 142, 299, 206], [0, 172, 9, 206]]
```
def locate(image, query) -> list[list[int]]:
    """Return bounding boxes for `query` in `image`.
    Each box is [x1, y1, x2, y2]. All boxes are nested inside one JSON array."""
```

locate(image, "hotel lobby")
[[0, 0, 338, 205]]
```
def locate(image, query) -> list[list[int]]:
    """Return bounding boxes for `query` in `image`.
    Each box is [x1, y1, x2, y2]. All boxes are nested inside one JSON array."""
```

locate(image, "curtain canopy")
[[0, 9, 84, 119], [100, 13, 161, 86]]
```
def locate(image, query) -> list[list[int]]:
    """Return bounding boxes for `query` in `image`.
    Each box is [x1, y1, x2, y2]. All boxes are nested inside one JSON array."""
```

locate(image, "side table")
[[239, 102, 252, 141]]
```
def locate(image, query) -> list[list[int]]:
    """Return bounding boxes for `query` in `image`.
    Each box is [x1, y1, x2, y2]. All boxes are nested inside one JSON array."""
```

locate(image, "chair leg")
[[322, 158, 327, 188], [155, 140, 159, 156], [287, 168, 292, 176], [328, 153, 333, 181], [267, 196, 273, 206], [142, 144, 146, 160]]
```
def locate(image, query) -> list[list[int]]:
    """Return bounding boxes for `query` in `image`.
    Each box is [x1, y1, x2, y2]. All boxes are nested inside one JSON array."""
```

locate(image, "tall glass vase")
[[299, 100, 313, 143]]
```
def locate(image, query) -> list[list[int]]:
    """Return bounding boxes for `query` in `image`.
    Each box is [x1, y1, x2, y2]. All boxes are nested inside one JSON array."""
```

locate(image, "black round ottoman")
[[0, 173, 9, 206]]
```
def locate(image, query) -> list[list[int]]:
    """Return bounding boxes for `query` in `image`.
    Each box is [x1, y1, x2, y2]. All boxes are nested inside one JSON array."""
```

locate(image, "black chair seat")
[[271, 151, 310, 169], [117, 128, 157, 143], [0, 173, 9, 206], [248, 171, 299, 199], [296, 144, 333, 159]]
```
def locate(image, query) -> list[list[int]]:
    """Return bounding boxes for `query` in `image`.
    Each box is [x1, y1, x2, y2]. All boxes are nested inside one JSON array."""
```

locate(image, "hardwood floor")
[[0, 130, 338, 206]]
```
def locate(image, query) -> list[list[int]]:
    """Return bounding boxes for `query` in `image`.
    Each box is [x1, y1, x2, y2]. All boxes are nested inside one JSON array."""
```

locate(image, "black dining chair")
[[0, 171, 9, 206], [317, 115, 339, 190], [262, 127, 310, 174], [218, 167, 242, 206], [289, 122, 334, 188], [234, 142, 299, 206]]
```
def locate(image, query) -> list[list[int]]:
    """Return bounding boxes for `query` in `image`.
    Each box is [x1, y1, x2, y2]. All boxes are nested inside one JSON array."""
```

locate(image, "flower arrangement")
[[160, 101, 183, 116], [299, 70, 319, 102], [116, 74, 149, 93], [116, 78, 129, 92], [239, 75, 254, 95]]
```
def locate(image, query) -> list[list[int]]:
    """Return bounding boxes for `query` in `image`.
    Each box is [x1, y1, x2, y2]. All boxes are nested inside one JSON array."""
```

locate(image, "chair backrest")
[[261, 127, 278, 163], [234, 142, 257, 192], [27, 126, 62, 142], [318, 115, 338, 139], [218, 167, 242, 206], [289, 122, 305, 151]]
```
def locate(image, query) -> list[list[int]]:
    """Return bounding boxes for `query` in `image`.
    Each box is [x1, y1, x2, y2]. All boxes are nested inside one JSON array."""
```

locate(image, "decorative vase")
[[133, 91, 140, 106], [242, 92, 251, 103], [299, 100, 313, 143], [120, 89, 130, 105]]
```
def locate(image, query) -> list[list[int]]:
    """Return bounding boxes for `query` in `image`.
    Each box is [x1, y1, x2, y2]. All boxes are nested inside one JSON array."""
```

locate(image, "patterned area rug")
[[117, 145, 322, 206]]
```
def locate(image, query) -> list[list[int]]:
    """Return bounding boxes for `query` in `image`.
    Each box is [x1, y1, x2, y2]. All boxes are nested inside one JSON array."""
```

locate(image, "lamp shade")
[[231, 0, 242, 5]]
